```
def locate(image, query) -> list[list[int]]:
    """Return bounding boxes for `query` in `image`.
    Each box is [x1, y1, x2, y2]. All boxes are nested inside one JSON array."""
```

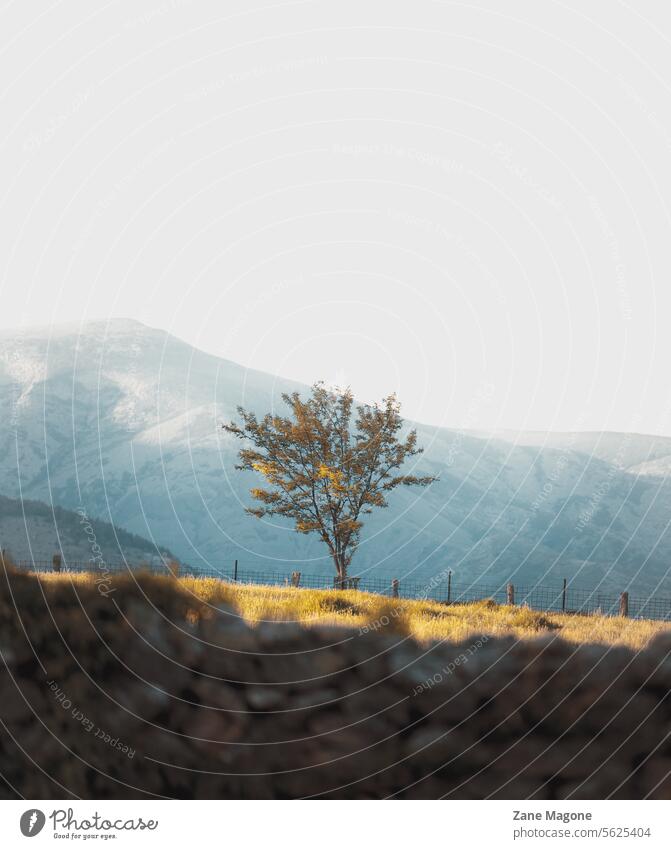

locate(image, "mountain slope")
[[473, 428, 671, 472], [0, 494, 174, 566], [1, 318, 671, 594]]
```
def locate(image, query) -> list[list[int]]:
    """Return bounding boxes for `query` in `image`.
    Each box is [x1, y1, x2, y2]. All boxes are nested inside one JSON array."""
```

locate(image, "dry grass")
[[34, 570, 671, 649]]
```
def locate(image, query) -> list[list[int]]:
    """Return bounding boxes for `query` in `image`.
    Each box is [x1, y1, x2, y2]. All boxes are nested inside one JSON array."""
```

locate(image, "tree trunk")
[[333, 554, 347, 588]]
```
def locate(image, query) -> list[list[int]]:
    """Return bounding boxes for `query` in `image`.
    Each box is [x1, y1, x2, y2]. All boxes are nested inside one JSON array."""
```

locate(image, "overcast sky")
[[2, 1, 671, 435]]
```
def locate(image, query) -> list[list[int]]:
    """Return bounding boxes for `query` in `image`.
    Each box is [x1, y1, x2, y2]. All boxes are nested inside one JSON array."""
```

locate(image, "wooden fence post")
[[391, 578, 399, 598], [291, 570, 301, 587], [233, 559, 238, 582], [619, 591, 629, 618], [562, 578, 567, 613], [506, 582, 515, 605], [52, 554, 62, 573], [447, 570, 452, 604]]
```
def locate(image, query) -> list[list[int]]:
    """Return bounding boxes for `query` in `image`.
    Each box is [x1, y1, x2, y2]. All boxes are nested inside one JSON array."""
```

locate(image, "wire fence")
[[11, 558, 671, 622]]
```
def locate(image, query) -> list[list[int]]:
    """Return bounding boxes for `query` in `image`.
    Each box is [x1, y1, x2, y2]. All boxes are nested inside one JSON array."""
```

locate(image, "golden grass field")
[[34, 570, 671, 650]]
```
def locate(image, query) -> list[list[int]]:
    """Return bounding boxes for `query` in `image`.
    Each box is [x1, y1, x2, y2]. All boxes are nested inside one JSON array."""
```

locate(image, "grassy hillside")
[[37, 571, 671, 649]]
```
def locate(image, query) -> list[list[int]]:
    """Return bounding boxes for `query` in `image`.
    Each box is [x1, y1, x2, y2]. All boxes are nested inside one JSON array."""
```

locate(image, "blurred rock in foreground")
[[1, 563, 670, 799]]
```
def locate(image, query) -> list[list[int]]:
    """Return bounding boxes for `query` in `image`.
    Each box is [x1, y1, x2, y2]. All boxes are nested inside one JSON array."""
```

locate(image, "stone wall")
[[1, 565, 669, 799]]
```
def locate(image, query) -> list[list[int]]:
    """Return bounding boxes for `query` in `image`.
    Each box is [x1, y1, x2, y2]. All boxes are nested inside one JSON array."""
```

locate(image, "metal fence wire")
[[10, 559, 671, 622]]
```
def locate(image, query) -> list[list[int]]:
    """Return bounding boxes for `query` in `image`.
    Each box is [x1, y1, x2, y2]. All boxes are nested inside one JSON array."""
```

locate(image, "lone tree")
[[223, 383, 437, 584]]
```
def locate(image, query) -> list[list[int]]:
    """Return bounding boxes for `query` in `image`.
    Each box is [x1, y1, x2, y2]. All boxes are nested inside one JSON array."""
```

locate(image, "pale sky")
[[2, 1, 671, 434]]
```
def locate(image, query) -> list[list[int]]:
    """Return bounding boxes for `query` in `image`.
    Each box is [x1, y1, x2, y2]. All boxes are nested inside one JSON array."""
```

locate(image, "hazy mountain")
[[472, 428, 671, 471], [0, 494, 174, 567], [1, 318, 671, 596]]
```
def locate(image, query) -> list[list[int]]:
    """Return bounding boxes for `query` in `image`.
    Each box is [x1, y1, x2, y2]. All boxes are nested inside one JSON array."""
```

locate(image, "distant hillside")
[[2, 318, 671, 593], [0, 494, 174, 566]]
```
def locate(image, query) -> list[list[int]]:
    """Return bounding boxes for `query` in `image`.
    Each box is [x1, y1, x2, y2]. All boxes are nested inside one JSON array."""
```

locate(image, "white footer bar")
[[1, 800, 670, 848]]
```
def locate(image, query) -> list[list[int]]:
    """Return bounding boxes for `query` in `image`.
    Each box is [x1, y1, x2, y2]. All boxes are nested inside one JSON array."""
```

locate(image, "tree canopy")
[[223, 383, 437, 581]]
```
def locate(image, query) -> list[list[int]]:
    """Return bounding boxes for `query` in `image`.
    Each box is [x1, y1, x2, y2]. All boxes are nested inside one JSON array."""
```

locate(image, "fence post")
[[291, 570, 301, 587], [619, 591, 629, 618], [447, 570, 452, 604], [506, 583, 515, 605], [562, 578, 567, 613], [391, 578, 399, 598], [233, 559, 238, 582], [52, 554, 62, 573]]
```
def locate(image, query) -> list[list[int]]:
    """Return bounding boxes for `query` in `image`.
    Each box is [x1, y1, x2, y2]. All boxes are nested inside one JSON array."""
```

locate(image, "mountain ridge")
[[0, 493, 175, 566], [1, 318, 670, 593]]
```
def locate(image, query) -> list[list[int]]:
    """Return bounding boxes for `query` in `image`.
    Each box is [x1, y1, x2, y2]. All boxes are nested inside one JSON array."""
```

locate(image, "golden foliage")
[[224, 383, 437, 577]]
